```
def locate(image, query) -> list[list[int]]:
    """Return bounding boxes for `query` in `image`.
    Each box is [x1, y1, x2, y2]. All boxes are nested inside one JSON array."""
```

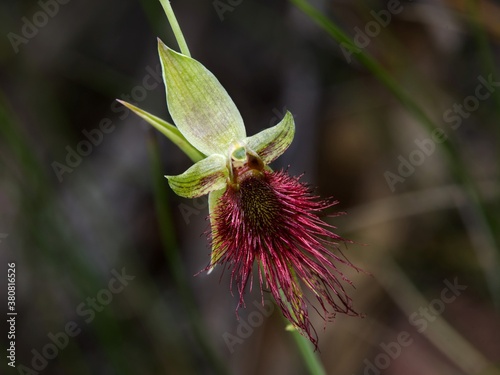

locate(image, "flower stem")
[[289, 323, 327, 375], [158, 0, 191, 57]]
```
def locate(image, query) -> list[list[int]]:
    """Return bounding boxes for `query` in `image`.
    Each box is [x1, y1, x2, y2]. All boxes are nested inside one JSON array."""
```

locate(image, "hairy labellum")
[[210, 169, 360, 349]]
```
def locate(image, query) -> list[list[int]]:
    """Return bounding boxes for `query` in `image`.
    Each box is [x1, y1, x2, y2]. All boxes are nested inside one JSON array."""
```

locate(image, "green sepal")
[[207, 188, 226, 274], [165, 154, 228, 198], [116, 100, 204, 163], [158, 39, 246, 156], [245, 111, 295, 165]]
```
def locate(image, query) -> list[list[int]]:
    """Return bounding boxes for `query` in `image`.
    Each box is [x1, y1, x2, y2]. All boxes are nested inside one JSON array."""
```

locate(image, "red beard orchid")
[[120, 39, 362, 349]]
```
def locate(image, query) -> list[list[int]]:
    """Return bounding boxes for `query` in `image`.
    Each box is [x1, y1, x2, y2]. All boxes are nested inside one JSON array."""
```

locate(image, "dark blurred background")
[[1, 0, 500, 374]]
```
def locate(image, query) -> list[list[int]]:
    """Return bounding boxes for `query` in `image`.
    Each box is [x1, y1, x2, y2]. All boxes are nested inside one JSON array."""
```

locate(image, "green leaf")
[[245, 111, 295, 165], [165, 154, 228, 198], [116, 100, 204, 163], [158, 39, 246, 155]]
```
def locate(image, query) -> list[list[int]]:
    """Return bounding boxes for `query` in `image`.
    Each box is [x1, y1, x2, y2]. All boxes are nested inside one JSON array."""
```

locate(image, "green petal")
[[245, 111, 295, 164], [165, 154, 228, 198], [207, 188, 226, 274], [158, 39, 246, 155], [116, 100, 204, 163]]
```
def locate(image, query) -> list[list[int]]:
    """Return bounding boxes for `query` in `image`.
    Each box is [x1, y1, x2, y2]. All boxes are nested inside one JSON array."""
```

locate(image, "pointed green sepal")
[[166, 154, 228, 198], [158, 39, 246, 155], [117, 100, 204, 163], [245, 111, 295, 165], [207, 188, 226, 274]]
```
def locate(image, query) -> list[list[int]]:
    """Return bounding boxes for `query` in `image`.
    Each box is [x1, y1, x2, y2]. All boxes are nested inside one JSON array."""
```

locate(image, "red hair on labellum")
[[209, 169, 361, 349]]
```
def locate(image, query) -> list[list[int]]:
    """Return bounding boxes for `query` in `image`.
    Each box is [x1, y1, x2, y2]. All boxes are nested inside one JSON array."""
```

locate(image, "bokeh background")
[[1, 0, 499, 374]]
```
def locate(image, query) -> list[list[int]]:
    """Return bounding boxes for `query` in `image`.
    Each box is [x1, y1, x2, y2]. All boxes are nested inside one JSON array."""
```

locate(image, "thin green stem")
[[288, 324, 327, 375], [274, 267, 327, 373], [158, 0, 191, 57]]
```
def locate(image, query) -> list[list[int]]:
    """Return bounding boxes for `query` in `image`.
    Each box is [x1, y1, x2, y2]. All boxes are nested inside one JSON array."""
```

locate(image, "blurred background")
[[1, 0, 499, 374]]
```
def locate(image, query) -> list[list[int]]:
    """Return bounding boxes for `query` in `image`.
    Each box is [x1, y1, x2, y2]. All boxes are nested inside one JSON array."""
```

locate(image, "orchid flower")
[[120, 39, 360, 349]]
